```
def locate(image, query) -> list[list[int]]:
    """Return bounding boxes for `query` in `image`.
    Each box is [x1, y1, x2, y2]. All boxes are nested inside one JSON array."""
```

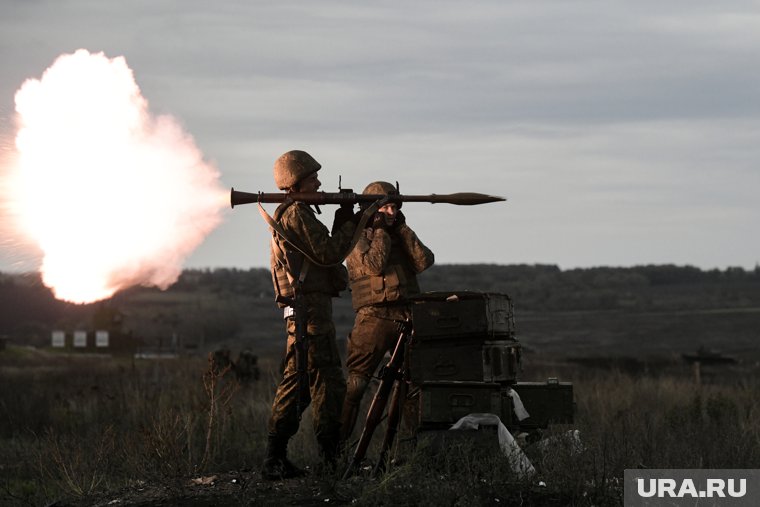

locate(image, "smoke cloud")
[[3, 49, 227, 303]]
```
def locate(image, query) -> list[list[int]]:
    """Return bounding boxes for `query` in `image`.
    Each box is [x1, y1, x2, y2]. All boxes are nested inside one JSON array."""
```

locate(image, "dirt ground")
[[56, 470, 361, 507]]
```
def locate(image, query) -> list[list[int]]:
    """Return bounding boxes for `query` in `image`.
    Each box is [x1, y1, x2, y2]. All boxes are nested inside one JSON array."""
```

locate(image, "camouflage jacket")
[[347, 223, 434, 310], [270, 201, 353, 300]]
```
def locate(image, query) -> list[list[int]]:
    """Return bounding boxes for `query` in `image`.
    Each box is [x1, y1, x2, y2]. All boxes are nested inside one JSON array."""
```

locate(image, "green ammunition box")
[[411, 291, 515, 340], [483, 340, 522, 383], [512, 380, 575, 428], [419, 381, 513, 429], [418, 379, 574, 431], [409, 339, 521, 383]]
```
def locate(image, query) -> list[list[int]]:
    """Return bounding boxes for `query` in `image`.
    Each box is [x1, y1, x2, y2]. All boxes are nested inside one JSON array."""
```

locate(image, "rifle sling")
[[271, 236, 311, 289], [258, 201, 380, 268]]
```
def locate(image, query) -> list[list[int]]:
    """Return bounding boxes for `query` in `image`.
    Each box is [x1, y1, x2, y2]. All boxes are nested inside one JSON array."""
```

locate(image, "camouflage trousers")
[[340, 305, 419, 444], [267, 293, 346, 448]]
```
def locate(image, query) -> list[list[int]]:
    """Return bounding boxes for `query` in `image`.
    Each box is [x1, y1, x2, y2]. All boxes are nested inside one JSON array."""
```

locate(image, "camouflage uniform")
[[340, 219, 434, 442], [267, 200, 355, 458]]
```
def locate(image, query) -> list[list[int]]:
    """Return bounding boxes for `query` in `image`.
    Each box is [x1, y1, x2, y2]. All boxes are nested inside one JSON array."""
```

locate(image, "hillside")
[[2, 264, 759, 362]]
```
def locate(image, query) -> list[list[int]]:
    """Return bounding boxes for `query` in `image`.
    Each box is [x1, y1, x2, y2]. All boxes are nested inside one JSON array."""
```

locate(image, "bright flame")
[[3, 49, 227, 303]]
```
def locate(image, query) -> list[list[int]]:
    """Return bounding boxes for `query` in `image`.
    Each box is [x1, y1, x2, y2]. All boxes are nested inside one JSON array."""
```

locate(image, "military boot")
[[261, 435, 307, 480]]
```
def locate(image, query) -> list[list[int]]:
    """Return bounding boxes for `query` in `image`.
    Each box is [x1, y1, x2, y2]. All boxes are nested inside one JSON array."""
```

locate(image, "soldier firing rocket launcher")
[[232, 175, 503, 446]]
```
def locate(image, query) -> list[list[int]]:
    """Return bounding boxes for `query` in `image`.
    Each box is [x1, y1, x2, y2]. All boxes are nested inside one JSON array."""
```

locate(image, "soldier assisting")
[[262, 150, 363, 480], [339, 181, 435, 448]]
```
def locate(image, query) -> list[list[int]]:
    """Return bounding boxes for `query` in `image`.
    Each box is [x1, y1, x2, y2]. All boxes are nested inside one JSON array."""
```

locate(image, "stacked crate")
[[409, 291, 573, 431]]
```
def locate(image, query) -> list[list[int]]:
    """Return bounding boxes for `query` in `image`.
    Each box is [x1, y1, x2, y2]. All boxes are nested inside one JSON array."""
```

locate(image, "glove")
[[389, 210, 406, 231], [367, 211, 389, 231], [332, 206, 355, 234]]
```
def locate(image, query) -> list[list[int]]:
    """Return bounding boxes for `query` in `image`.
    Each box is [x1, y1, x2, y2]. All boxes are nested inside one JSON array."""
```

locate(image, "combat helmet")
[[362, 181, 401, 208], [273, 150, 321, 190]]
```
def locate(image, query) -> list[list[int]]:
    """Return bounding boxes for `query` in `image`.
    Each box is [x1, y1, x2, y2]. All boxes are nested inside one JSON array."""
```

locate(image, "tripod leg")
[[342, 323, 411, 480], [342, 374, 394, 479], [372, 379, 407, 477]]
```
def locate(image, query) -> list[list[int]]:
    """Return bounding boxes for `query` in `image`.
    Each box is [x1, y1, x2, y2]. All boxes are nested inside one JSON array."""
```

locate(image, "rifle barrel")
[[230, 188, 505, 208]]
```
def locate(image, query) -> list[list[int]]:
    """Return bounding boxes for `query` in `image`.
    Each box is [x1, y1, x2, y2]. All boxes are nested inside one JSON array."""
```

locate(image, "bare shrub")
[[138, 409, 198, 478], [36, 425, 117, 498], [201, 352, 239, 470]]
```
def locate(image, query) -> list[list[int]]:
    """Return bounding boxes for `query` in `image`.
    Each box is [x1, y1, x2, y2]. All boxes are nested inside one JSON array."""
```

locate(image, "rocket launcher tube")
[[230, 188, 506, 208]]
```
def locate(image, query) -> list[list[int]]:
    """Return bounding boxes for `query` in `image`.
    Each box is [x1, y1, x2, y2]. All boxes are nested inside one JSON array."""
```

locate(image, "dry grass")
[[1, 346, 758, 506]]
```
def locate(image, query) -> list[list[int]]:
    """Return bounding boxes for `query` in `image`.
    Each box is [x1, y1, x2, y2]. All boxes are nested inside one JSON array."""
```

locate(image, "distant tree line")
[[421, 263, 760, 312], [3, 264, 760, 347], [0, 273, 87, 346]]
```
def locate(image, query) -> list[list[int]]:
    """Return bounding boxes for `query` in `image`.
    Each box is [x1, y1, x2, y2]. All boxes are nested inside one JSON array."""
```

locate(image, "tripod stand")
[[342, 319, 413, 479]]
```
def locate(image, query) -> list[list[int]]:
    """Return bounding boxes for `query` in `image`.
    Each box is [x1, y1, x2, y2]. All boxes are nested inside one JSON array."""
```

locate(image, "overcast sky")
[[2, 0, 759, 273]]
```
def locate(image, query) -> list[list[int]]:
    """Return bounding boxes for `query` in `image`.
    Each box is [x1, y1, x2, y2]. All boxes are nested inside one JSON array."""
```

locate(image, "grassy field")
[[1, 344, 758, 506], [2, 267, 758, 504]]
